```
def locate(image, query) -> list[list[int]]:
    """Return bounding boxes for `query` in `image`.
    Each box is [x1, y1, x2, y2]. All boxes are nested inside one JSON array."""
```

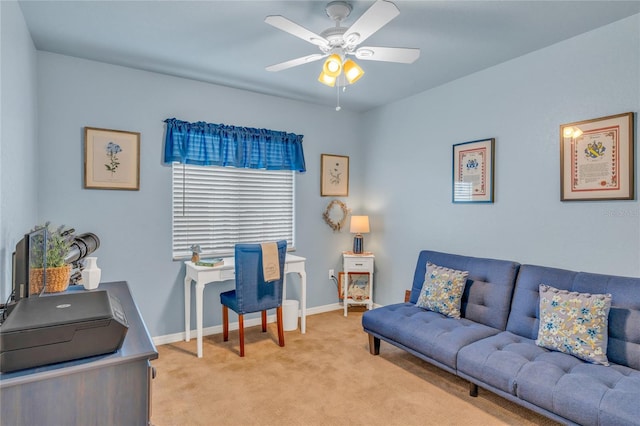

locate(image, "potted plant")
[[29, 222, 75, 294]]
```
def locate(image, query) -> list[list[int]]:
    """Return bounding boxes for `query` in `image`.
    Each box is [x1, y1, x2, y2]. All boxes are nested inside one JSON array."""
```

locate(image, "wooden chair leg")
[[238, 314, 245, 357], [222, 305, 229, 342], [276, 306, 285, 347], [261, 310, 267, 332]]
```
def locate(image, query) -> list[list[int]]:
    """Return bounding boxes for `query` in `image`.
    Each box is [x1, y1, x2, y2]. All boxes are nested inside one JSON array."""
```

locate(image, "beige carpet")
[[152, 308, 559, 426]]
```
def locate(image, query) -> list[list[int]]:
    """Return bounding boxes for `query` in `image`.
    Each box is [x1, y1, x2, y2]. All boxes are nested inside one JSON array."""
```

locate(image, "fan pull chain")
[[336, 81, 341, 111]]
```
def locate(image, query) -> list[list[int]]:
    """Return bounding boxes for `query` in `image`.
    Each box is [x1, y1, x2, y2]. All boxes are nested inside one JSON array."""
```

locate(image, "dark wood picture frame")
[[321, 154, 349, 196], [452, 138, 495, 203]]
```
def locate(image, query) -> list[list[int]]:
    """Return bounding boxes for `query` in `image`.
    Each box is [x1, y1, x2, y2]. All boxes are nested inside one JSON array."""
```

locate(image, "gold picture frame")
[[321, 154, 349, 196], [560, 112, 634, 201], [84, 127, 140, 190]]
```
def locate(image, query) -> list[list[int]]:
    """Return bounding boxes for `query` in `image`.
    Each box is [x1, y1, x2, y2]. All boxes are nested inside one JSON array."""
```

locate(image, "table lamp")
[[350, 215, 370, 254]]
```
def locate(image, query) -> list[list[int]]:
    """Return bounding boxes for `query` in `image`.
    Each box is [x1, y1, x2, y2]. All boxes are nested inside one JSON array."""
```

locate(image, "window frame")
[[171, 163, 296, 260]]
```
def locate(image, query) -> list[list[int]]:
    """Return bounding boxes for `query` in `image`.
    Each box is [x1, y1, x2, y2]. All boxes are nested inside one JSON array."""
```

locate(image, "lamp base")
[[353, 234, 364, 254]]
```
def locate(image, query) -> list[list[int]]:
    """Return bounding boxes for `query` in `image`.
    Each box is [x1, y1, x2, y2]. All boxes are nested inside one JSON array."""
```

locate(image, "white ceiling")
[[18, 0, 640, 112]]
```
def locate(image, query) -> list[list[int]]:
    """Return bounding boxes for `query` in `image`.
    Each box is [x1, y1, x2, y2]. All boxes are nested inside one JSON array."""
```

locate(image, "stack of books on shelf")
[[195, 258, 224, 267]]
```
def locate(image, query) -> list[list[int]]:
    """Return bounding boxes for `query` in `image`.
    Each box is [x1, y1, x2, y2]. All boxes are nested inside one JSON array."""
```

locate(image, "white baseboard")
[[152, 302, 346, 346]]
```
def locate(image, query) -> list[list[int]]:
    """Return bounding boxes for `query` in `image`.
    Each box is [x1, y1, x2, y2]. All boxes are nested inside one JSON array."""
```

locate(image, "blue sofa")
[[362, 250, 640, 426]]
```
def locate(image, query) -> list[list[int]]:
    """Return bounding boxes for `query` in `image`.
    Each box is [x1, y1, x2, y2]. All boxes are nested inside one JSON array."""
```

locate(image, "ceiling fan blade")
[[355, 46, 420, 64], [265, 15, 329, 48], [266, 53, 326, 72], [344, 0, 400, 47]]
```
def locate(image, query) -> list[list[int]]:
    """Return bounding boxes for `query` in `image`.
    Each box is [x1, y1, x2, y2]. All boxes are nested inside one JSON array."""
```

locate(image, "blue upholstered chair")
[[220, 240, 287, 357]]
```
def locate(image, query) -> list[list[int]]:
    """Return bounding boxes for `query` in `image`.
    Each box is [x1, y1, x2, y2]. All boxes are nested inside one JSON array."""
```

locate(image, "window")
[[172, 163, 295, 259]]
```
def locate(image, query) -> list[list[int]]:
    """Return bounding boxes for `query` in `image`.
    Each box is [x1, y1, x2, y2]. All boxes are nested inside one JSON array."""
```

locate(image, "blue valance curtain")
[[163, 118, 306, 172]]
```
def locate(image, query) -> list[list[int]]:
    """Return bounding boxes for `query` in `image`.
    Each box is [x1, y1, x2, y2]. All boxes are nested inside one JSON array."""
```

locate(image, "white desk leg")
[[184, 275, 191, 342], [369, 275, 374, 310], [343, 269, 348, 317], [300, 271, 307, 334], [195, 281, 205, 358], [282, 273, 288, 301]]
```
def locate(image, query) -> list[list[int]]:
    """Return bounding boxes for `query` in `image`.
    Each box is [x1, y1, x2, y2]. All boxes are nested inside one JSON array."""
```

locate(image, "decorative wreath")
[[323, 200, 350, 231]]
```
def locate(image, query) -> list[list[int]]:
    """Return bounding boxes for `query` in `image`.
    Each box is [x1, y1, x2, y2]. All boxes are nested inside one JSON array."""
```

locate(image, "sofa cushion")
[[573, 272, 640, 371], [506, 265, 640, 371], [536, 284, 611, 365], [362, 303, 500, 371], [515, 349, 640, 426], [409, 250, 520, 330], [598, 371, 640, 426], [458, 331, 640, 425], [505, 265, 578, 340], [416, 262, 469, 318], [457, 331, 546, 395]]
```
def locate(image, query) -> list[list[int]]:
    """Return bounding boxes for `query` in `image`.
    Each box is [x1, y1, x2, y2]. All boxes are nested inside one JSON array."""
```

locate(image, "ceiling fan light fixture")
[[343, 59, 364, 84], [318, 71, 337, 87], [265, 0, 420, 106], [323, 53, 343, 77]]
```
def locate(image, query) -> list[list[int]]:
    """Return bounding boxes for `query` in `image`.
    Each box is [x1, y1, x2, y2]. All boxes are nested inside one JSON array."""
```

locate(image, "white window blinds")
[[172, 163, 295, 259]]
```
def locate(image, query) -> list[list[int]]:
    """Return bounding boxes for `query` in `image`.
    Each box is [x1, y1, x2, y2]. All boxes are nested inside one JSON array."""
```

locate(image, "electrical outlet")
[[329, 269, 334, 279]]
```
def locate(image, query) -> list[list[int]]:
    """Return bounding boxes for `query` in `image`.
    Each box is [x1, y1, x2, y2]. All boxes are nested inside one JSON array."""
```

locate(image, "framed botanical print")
[[560, 112, 634, 201], [84, 127, 140, 190], [321, 154, 349, 196], [452, 138, 495, 203]]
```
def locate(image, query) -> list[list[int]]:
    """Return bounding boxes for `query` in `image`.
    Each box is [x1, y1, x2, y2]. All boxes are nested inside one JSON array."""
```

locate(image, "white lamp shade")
[[350, 215, 370, 234]]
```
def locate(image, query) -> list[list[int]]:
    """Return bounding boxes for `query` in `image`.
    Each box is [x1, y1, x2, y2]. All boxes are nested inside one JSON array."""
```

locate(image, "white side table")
[[342, 252, 374, 316]]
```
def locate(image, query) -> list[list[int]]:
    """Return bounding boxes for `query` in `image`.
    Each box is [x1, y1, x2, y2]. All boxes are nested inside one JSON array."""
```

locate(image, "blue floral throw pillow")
[[536, 284, 612, 365], [416, 262, 469, 319]]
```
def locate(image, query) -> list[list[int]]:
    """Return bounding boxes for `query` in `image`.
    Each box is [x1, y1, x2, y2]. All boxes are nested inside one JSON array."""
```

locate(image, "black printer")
[[0, 290, 128, 373]]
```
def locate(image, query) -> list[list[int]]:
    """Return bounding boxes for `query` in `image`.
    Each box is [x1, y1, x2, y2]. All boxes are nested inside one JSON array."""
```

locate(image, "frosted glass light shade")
[[323, 54, 343, 77], [318, 71, 337, 87], [343, 59, 364, 84]]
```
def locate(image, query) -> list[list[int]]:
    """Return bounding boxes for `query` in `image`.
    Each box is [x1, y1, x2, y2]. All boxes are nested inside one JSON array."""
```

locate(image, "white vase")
[[81, 257, 102, 290]]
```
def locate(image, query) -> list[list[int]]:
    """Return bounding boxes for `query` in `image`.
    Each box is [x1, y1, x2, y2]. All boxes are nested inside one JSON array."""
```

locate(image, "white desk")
[[184, 254, 307, 358]]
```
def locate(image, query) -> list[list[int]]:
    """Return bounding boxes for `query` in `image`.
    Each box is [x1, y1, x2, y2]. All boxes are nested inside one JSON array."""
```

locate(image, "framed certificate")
[[452, 138, 495, 203], [560, 112, 634, 201]]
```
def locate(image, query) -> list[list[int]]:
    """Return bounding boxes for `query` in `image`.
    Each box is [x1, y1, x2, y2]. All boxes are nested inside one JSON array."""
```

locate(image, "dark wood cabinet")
[[1, 281, 158, 425]]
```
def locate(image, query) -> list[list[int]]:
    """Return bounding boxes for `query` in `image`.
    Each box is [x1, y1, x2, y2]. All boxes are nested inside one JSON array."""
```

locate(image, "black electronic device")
[[0, 290, 128, 373], [10, 227, 47, 304], [9, 228, 100, 308]]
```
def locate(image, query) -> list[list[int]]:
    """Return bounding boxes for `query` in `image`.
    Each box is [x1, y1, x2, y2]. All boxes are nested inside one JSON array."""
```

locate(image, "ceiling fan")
[[265, 0, 420, 88]]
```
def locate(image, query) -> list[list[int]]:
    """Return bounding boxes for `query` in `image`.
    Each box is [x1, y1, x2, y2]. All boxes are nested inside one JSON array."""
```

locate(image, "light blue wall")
[[0, 0, 39, 299], [362, 14, 640, 304], [4, 7, 639, 339], [35, 52, 361, 337]]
